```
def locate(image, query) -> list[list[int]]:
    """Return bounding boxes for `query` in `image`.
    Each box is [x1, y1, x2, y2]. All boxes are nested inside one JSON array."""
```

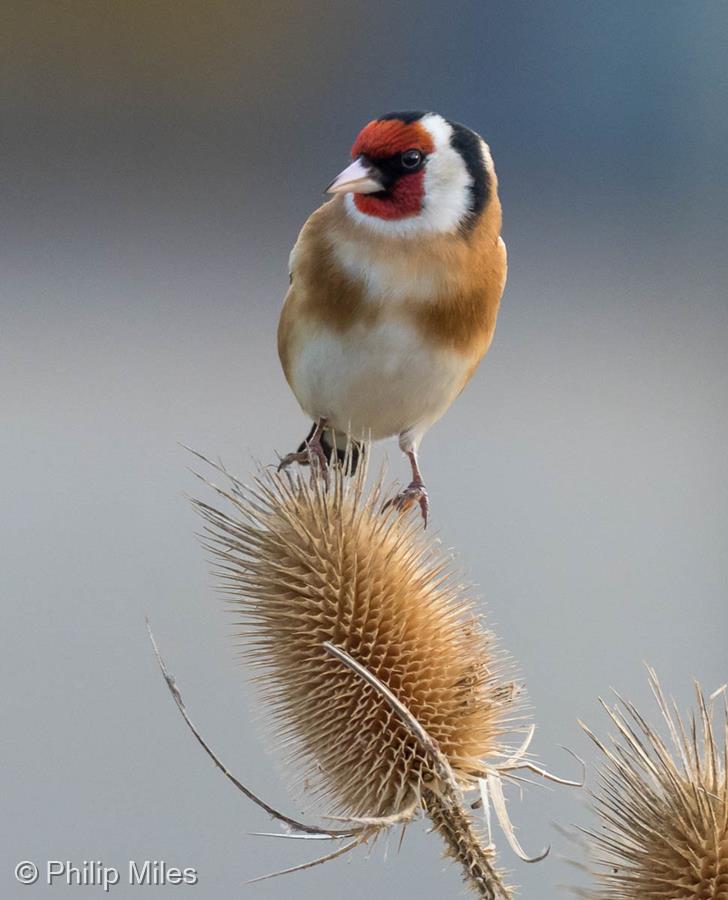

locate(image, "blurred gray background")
[[2, 1, 727, 897]]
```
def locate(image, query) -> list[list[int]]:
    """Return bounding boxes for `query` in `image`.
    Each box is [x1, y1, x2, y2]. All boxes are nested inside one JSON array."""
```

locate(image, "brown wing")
[[277, 198, 372, 387], [277, 282, 299, 387]]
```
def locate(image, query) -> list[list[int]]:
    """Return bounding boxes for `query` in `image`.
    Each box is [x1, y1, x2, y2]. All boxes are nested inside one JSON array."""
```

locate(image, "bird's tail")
[[297, 424, 363, 475]]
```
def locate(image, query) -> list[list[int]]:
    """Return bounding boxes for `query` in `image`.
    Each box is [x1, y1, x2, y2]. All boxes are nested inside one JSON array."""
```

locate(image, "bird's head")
[[326, 111, 493, 236]]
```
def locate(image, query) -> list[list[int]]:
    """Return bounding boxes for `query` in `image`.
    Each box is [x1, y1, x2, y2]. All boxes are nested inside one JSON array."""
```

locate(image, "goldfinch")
[[277, 111, 507, 524]]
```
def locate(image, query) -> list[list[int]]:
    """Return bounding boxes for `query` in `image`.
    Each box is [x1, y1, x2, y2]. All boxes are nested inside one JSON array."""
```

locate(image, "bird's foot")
[[383, 480, 429, 527], [277, 441, 330, 486]]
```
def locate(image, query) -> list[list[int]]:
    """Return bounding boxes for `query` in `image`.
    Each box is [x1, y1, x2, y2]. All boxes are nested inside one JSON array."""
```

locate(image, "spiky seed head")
[[582, 669, 728, 899], [194, 458, 519, 821]]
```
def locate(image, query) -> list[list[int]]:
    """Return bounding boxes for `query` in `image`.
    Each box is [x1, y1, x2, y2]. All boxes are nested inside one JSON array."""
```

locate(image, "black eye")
[[400, 149, 423, 170]]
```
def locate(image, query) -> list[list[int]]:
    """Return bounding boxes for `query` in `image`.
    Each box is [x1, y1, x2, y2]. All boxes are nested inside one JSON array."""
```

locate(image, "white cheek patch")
[[420, 113, 474, 232], [344, 113, 474, 238]]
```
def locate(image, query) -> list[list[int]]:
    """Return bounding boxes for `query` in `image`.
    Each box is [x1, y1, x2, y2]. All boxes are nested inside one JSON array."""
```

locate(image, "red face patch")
[[351, 119, 435, 221], [354, 173, 426, 220]]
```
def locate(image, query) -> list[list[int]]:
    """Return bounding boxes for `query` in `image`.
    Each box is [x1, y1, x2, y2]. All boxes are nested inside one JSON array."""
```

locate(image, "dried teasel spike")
[[470, 741, 586, 811], [248, 832, 341, 841], [478, 777, 495, 848], [498, 748, 587, 788], [580, 668, 728, 899], [321, 802, 420, 829], [191, 448, 531, 896], [486, 770, 550, 863], [146, 619, 359, 840], [244, 836, 363, 885]]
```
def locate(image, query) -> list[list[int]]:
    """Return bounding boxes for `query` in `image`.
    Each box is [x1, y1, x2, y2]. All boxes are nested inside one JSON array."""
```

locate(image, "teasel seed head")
[[581, 668, 728, 899], [193, 454, 524, 897]]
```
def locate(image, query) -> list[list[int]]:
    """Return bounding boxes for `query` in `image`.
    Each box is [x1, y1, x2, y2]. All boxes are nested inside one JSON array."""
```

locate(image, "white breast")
[[331, 234, 440, 302], [289, 317, 470, 445]]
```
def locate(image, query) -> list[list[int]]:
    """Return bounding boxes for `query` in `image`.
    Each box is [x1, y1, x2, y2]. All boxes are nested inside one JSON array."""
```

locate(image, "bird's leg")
[[278, 418, 329, 482], [384, 447, 429, 527]]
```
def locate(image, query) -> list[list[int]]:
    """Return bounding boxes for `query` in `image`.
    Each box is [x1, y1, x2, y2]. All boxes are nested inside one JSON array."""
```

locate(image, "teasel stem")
[[424, 785, 510, 899]]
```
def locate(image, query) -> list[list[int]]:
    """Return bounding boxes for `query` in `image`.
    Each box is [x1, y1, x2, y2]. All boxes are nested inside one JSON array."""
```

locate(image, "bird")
[[276, 110, 507, 525]]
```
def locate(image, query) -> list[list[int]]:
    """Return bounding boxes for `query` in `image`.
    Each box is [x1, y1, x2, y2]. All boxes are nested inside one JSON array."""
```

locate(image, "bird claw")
[[277, 445, 330, 487], [383, 481, 429, 527], [277, 449, 312, 471]]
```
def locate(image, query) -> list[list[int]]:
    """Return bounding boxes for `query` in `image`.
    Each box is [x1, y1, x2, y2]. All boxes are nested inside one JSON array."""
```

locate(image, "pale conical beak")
[[326, 156, 383, 194]]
